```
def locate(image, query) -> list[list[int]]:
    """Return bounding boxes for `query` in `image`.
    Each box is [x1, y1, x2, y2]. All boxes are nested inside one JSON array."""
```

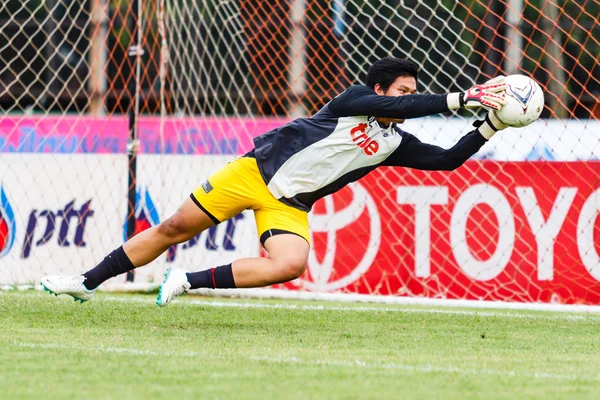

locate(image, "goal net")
[[1, 0, 599, 305]]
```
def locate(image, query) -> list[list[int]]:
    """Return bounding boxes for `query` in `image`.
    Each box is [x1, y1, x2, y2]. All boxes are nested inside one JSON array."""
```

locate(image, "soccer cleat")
[[40, 275, 96, 303], [156, 268, 191, 307]]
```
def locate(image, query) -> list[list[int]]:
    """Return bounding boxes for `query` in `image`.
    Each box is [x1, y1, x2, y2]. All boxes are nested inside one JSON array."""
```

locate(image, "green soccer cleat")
[[41, 275, 96, 303], [156, 268, 191, 307]]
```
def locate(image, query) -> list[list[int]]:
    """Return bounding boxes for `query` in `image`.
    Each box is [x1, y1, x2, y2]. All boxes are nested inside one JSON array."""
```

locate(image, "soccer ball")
[[495, 74, 544, 128]]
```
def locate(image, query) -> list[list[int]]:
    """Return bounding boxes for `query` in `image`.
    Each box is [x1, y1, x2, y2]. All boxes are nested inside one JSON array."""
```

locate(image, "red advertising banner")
[[282, 162, 600, 305]]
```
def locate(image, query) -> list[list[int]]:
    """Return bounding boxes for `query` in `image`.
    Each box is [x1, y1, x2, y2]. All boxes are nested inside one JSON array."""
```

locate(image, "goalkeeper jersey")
[[249, 85, 488, 212]]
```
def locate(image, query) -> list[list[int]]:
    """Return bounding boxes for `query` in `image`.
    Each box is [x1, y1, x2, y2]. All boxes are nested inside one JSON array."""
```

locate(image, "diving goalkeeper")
[[41, 57, 508, 306]]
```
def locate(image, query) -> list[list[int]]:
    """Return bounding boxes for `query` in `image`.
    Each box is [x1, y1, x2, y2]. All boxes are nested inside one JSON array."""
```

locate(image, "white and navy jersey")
[[248, 85, 487, 212]]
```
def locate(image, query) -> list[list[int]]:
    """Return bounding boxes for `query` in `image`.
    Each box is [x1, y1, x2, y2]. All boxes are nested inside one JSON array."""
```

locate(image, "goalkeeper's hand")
[[472, 110, 508, 139], [447, 76, 507, 111]]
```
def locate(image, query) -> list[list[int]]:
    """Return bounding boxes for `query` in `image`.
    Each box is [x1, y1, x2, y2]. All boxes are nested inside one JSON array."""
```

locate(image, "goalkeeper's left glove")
[[472, 110, 508, 139], [447, 76, 507, 111]]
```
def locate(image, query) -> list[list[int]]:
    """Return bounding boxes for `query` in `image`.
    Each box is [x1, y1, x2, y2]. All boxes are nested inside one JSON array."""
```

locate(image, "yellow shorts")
[[190, 157, 310, 246]]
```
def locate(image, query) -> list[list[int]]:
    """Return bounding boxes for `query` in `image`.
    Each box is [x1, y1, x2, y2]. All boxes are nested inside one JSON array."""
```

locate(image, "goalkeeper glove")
[[447, 76, 507, 111], [472, 110, 508, 139]]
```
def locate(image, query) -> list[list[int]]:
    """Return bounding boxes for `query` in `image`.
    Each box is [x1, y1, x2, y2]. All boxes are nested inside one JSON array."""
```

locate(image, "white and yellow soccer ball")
[[495, 74, 545, 127]]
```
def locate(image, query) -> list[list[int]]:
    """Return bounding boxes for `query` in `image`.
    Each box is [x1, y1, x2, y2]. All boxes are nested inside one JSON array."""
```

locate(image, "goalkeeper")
[[41, 57, 508, 305]]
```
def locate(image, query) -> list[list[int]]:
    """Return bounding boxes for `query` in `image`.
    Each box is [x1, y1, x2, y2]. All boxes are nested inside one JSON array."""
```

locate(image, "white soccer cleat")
[[40, 275, 96, 303], [156, 268, 191, 307]]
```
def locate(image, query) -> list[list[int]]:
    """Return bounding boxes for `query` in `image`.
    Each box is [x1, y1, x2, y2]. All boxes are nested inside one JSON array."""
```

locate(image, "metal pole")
[[482, 0, 505, 79], [288, 0, 307, 118], [504, 0, 523, 75], [543, 0, 568, 119], [158, 0, 167, 135], [44, 0, 58, 105], [126, 0, 144, 282], [89, 0, 108, 115]]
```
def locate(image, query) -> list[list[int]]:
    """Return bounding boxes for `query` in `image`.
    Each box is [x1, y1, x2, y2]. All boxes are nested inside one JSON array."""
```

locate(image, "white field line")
[[11, 341, 599, 382], [7, 285, 600, 313], [3, 290, 600, 321], [95, 294, 600, 321], [6, 284, 600, 313], [184, 287, 600, 314]]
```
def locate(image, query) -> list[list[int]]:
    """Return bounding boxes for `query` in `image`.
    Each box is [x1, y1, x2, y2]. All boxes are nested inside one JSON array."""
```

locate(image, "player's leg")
[[157, 233, 309, 306], [42, 158, 252, 301], [122, 197, 215, 267], [229, 233, 309, 287], [83, 196, 215, 287], [195, 233, 309, 290], [221, 202, 311, 288], [157, 160, 311, 306], [41, 197, 216, 301]]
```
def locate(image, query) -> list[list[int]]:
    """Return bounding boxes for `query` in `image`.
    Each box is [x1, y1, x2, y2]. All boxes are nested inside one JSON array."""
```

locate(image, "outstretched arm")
[[382, 114, 506, 170], [328, 78, 506, 120], [329, 85, 449, 119]]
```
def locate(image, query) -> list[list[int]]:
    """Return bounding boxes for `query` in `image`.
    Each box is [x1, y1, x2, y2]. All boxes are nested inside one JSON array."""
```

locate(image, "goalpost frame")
[[125, 0, 144, 282]]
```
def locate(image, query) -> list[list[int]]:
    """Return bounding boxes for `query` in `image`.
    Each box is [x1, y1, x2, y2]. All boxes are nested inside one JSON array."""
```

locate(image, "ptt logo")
[[0, 186, 95, 259], [123, 187, 243, 263], [22, 199, 94, 258], [0, 187, 16, 257], [350, 123, 379, 156]]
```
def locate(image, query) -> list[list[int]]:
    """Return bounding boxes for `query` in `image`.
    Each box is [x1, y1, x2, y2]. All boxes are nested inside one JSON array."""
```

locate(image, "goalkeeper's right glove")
[[472, 110, 508, 139], [447, 76, 507, 111]]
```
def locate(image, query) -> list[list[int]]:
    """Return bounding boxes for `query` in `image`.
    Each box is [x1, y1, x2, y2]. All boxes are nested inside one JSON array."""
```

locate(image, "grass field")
[[1, 291, 600, 399]]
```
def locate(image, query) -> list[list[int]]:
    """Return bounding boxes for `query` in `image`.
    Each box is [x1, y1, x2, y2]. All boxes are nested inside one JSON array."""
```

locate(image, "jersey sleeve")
[[381, 129, 488, 170], [328, 85, 449, 119]]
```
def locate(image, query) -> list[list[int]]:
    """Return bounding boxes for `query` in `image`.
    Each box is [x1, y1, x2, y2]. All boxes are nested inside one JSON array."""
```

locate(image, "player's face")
[[375, 76, 417, 125]]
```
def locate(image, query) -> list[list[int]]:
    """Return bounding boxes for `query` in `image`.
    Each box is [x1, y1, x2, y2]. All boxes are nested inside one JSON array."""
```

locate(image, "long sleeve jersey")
[[248, 85, 488, 212]]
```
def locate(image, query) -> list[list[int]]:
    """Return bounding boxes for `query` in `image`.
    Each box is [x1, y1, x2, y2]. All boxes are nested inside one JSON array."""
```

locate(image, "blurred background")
[[1, 0, 598, 119]]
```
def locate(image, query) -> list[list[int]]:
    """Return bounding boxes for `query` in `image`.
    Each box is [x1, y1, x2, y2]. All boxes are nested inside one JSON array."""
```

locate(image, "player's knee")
[[157, 216, 192, 242], [276, 256, 307, 281], [265, 234, 309, 281]]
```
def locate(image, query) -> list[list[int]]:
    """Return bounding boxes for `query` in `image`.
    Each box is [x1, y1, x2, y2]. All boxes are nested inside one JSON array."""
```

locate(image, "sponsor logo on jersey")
[[350, 123, 379, 156]]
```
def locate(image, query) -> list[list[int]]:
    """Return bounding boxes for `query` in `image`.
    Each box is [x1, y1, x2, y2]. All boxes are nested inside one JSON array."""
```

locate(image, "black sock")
[[186, 264, 236, 289], [82, 246, 135, 290]]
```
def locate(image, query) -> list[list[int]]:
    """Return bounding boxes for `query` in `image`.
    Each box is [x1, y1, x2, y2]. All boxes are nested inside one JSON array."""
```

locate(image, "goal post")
[[1, 0, 600, 307]]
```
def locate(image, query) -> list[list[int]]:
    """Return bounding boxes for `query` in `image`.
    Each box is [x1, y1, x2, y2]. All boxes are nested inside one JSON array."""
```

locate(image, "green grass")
[[1, 291, 600, 399]]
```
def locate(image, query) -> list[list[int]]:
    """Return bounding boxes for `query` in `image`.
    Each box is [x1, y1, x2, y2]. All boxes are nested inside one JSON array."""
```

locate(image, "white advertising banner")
[[0, 154, 259, 285]]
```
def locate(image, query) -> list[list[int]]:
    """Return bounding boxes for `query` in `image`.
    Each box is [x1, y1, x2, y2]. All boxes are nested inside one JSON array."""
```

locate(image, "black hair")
[[365, 57, 419, 91]]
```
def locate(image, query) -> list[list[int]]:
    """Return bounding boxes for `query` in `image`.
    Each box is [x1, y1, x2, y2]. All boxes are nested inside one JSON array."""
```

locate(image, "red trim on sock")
[[210, 268, 216, 289]]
